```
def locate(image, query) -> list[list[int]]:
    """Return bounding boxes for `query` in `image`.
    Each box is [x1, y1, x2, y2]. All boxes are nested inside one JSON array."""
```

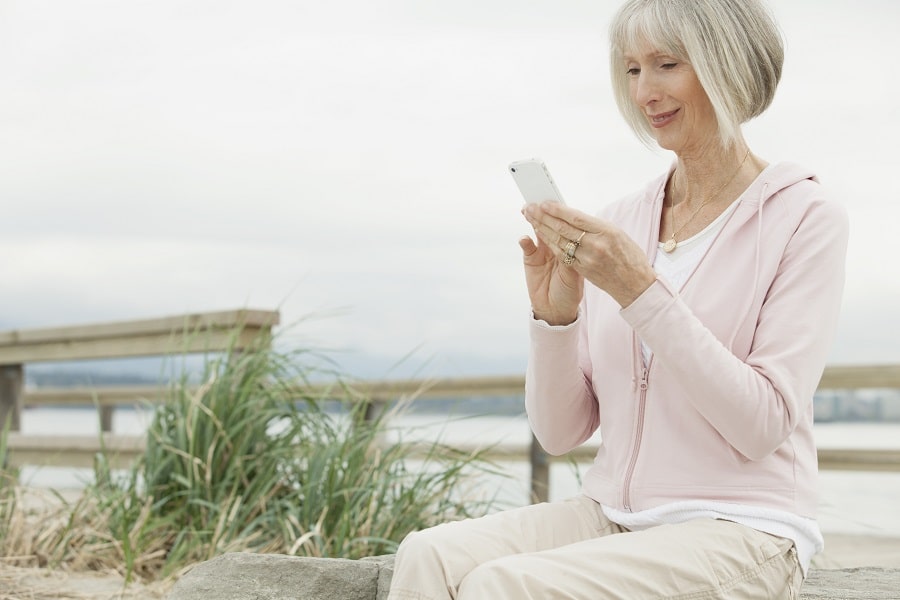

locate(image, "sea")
[[13, 406, 900, 539]]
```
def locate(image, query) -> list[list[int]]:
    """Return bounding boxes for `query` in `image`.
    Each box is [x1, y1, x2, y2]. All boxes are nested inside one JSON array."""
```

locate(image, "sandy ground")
[[0, 534, 897, 600], [0, 565, 173, 600], [814, 533, 900, 569]]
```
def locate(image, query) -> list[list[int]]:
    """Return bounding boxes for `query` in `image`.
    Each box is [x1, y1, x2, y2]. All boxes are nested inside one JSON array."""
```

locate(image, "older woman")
[[387, 0, 848, 598]]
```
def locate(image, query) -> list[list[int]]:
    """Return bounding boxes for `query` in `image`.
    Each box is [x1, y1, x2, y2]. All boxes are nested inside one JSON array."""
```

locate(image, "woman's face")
[[624, 45, 718, 156]]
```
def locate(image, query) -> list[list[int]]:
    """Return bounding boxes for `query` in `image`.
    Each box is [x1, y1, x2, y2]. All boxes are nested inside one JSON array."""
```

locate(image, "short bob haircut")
[[609, 0, 784, 149]]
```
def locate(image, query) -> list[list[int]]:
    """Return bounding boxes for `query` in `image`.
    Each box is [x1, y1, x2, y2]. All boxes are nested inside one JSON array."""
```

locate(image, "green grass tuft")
[[85, 333, 505, 579]]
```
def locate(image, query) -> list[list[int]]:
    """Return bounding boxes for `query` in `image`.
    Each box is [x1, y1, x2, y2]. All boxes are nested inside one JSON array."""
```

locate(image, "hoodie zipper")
[[623, 345, 651, 511], [620, 182, 664, 512]]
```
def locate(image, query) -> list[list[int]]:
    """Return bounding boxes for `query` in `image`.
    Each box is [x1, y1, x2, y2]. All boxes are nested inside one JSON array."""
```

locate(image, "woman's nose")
[[633, 72, 660, 106]]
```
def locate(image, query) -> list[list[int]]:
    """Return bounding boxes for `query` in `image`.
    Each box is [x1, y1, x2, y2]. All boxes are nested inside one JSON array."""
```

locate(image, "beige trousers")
[[387, 495, 802, 600]]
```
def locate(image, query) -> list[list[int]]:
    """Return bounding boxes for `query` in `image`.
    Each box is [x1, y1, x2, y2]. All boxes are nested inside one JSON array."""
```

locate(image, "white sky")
[[1, 0, 898, 378]]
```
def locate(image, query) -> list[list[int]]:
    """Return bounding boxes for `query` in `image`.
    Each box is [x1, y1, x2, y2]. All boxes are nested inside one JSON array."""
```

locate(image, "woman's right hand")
[[518, 227, 584, 327]]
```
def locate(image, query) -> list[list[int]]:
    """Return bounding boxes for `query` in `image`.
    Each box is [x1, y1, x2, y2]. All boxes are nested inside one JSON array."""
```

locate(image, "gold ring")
[[575, 231, 587, 245], [564, 240, 577, 259], [563, 253, 576, 265]]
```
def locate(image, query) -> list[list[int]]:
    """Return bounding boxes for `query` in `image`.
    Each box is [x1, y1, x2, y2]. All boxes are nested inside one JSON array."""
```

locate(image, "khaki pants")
[[387, 495, 801, 599]]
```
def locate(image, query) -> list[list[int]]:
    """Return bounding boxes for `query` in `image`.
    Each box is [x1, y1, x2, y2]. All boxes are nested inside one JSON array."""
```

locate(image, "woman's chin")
[[654, 138, 679, 153], [652, 134, 691, 155]]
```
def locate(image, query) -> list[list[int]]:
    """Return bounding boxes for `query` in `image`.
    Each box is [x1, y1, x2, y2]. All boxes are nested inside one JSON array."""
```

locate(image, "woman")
[[388, 0, 848, 597]]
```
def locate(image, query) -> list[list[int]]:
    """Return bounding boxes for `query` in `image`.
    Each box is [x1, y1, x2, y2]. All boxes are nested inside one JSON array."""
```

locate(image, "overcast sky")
[[1, 0, 897, 378]]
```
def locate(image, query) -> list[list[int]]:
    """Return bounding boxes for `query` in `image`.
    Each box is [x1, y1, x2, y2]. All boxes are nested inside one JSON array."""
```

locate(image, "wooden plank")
[[0, 326, 272, 364], [5, 433, 144, 469], [22, 375, 524, 410], [315, 375, 526, 401], [817, 365, 900, 390], [0, 309, 279, 363], [329, 366, 900, 401], [817, 448, 900, 472], [5, 433, 900, 473], [20, 365, 900, 410], [24, 385, 164, 407], [306, 366, 900, 403], [0, 309, 279, 346]]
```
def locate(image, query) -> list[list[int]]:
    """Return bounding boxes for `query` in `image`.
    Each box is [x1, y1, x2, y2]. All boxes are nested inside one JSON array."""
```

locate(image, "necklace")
[[662, 149, 751, 253]]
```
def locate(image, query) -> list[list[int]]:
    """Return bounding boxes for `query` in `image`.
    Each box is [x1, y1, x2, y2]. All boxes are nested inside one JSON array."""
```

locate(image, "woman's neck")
[[670, 142, 760, 208]]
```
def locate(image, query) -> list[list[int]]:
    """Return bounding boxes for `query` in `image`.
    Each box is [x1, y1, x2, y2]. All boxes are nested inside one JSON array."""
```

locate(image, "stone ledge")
[[167, 553, 395, 600], [802, 567, 900, 599], [166, 553, 898, 599]]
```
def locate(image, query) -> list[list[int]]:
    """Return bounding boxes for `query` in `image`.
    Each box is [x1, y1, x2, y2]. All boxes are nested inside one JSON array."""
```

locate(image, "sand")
[[814, 533, 900, 569], [0, 564, 172, 600]]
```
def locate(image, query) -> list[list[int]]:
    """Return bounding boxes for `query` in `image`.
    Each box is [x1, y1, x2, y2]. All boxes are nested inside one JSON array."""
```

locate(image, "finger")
[[525, 205, 590, 251], [532, 227, 578, 267], [536, 221, 586, 258], [518, 235, 537, 255], [525, 208, 567, 249], [536, 202, 602, 239], [531, 225, 566, 258]]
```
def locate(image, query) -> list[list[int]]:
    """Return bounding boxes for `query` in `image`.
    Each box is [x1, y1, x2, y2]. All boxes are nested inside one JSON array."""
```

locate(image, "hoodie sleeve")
[[524, 310, 599, 456], [621, 194, 848, 460]]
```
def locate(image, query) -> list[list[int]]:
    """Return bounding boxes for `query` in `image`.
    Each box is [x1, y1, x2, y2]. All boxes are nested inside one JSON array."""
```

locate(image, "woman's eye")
[[626, 67, 640, 76], [661, 63, 677, 70]]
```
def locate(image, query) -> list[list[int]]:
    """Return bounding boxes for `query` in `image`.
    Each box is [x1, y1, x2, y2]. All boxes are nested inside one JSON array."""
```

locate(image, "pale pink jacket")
[[526, 163, 848, 517]]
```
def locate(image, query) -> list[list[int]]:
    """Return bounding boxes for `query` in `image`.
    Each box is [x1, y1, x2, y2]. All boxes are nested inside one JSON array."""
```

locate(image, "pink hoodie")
[[526, 162, 848, 516]]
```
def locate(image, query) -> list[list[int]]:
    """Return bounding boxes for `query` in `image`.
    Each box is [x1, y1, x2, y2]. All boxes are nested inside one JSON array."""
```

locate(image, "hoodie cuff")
[[529, 309, 582, 331], [528, 309, 582, 361], [619, 278, 679, 333]]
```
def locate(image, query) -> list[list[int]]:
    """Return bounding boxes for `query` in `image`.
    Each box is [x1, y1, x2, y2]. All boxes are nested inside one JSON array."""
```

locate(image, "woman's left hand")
[[523, 202, 657, 308]]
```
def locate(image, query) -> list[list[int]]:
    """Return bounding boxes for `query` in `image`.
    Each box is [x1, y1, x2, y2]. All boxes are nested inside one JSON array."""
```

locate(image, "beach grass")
[[0, 332, 506, 589]]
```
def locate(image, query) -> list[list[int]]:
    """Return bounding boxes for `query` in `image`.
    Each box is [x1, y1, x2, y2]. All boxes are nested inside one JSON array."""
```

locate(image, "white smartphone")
[[508, 158, 566, 205]]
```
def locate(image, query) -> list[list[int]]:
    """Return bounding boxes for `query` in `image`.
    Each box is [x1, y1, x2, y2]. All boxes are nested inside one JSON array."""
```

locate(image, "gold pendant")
[[663, 238, 677, 253]]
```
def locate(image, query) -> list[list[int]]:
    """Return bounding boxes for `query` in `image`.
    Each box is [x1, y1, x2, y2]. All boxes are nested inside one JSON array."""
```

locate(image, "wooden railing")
[[2, 312, 898, 501], [1, 309, 280, 468], [317, 370, 900, 502]]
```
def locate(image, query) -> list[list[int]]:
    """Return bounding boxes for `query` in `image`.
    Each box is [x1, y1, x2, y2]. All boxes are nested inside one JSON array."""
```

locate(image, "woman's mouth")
[[649, 109, 679, 128]]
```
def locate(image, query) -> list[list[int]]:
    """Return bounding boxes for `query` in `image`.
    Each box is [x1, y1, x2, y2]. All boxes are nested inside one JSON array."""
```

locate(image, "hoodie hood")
[[742, 161, 818, 205], [655, 161, 819, 209]]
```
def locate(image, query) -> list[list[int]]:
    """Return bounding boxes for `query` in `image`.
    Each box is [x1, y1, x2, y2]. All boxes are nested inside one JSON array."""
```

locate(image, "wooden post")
[[99, 405, 114, 432], [529, 432, 549, 503], [363, 399, 387, 424], [0, 364, 24, 432]]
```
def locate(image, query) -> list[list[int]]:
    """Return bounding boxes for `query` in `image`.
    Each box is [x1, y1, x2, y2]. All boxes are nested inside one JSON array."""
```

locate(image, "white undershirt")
[[621, 198, 824, 576], [641, 198, 739, 366]]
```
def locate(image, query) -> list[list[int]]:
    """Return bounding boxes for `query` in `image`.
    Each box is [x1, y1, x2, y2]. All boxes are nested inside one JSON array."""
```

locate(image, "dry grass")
[[0, 486, 174, 597]]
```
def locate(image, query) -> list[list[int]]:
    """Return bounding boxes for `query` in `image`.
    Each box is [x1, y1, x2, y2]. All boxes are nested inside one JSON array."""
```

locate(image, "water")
[[13, 407, 900, 538]]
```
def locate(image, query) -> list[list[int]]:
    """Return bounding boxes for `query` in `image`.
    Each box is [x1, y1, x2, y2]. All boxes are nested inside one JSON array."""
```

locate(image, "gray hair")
[[609, 0, 784, 148]]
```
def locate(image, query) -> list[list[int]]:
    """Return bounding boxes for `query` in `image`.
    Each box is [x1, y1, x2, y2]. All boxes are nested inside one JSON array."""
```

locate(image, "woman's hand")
[[518, 223, 584, 326], [522, 202, 656, 312]]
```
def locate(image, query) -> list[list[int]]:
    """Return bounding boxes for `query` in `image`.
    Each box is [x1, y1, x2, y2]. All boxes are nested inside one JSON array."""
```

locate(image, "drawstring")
[[726, 182, 768, 349]]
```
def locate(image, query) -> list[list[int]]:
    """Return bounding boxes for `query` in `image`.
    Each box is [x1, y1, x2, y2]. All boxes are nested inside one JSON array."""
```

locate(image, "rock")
[[167, 553, 897, 600], [363, 554, 396, 599], [166, 553, 394, 600], [801, 567, 900, 599]]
